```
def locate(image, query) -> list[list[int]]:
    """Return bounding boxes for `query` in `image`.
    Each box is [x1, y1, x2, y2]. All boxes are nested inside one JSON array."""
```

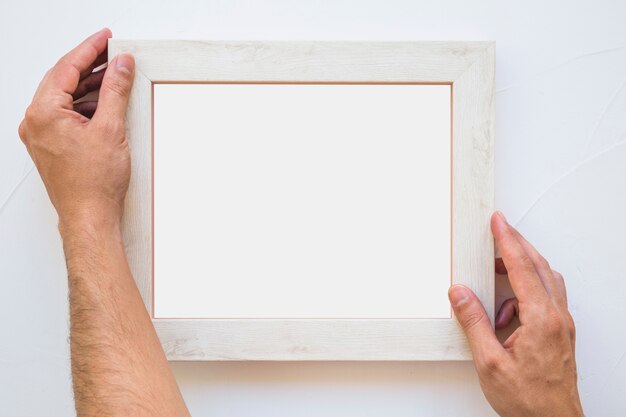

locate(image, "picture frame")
[[109, 40, 495, 361]]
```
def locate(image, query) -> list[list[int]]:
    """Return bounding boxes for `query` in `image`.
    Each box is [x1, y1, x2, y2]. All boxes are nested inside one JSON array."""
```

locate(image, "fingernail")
[[115, 53, 133, 74], [496, 210, 507, 224], [448, 285, 470, 307]]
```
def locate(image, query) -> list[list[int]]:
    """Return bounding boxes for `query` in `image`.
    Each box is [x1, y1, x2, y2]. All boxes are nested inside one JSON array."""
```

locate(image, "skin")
[[449, 212, 585, 417], [18, 29, 190, 417], [19, 28, 584, 417]]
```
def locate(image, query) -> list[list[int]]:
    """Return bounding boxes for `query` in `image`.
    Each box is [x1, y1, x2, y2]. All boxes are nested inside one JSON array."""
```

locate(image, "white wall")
[[1, 1, 625, 415]]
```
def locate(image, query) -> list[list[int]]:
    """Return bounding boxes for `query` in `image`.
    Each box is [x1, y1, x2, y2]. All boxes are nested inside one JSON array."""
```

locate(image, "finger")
[[495, 297, 519, 329], [92, 53, 135, 126], [449, 285, 504, 364], [74, 101, 98, 119], [507, 225, 562, 303], [73, 70, 106, 101], [81, 50, 109, 79], [39, 28, 111, 100], [495, 257, 507, 274], [491, 212, 549, 307], [551, 270, 568, 310]]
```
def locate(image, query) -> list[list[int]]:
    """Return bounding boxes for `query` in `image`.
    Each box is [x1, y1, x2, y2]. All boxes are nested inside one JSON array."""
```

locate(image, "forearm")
[[61, 215, 190, 417]]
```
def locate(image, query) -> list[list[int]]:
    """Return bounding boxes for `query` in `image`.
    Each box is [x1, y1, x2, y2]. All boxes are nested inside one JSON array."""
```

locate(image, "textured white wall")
[[1, 1, 625, 415]]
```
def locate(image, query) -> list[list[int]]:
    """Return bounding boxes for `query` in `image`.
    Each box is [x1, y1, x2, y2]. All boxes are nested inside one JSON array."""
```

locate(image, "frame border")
[[109, 40, 495, 361]]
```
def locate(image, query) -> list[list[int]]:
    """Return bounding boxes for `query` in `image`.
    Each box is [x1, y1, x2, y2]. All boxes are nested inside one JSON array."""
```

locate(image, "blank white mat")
[[153, 83, 451, 318]]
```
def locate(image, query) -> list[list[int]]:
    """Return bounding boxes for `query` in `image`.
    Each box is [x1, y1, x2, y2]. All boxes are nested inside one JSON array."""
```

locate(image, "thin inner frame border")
[[150, 81, 454, 320]]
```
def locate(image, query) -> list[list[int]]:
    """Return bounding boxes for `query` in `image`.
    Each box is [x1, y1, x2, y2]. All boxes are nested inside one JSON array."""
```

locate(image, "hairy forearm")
[[61, 216, 190, 417]]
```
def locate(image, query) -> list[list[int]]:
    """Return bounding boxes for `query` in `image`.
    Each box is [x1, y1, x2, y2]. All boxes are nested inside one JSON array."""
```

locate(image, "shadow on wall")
[[171, 360, 479, 386]]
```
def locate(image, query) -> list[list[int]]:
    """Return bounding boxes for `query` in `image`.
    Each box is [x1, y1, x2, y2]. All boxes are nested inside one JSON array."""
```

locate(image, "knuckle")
[[553, 270, 565, 283], [105, 76, 130, 97], [38, 67, 55, 86], [460, 310, 485, 331], [537, 256, 551, 271], [544, 309, 565, 335], [55, 55, 68, 67], [510, 254, 534, 276], [18, 120, 27, 142], [569, 324, 576, 341], [24, 104, 38, 123], [55, 56, 78, 74], [518, 254, 534, 270], [21, 105, 44, 133], [53, 59, 74, 79], [479, 353, 503, 374]]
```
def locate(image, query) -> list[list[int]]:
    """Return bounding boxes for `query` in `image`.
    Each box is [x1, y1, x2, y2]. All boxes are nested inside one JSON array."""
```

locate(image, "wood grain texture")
[[452, 44, 496, 325], [109, 41, 489, 82], [109, 40, 495, 361], [155, 319, 469, 361], [109, 43, 153, 313]]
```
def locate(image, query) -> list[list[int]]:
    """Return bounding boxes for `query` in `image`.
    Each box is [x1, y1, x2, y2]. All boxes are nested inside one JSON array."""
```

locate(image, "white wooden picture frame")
[[109, 40, 495, 361]]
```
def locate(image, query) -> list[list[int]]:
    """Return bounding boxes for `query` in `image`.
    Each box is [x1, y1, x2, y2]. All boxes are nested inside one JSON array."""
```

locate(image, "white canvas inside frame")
[[152, 83, 452, 319]]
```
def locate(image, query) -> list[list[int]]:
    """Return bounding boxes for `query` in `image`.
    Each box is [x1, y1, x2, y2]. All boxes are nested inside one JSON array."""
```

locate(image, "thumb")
[[94, 53, 135, 123], [449, 285, 503, 363]]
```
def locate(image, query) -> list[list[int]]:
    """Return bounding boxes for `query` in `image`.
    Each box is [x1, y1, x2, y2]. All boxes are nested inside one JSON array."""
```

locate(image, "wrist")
[[59, 211, 125, 276], [58, 207, 122, 243]]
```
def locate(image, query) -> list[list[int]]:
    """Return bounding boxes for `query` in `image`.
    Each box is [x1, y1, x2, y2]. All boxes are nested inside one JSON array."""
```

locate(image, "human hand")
[[449, 212, 583, 417], [18, 28, 135, 232]]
